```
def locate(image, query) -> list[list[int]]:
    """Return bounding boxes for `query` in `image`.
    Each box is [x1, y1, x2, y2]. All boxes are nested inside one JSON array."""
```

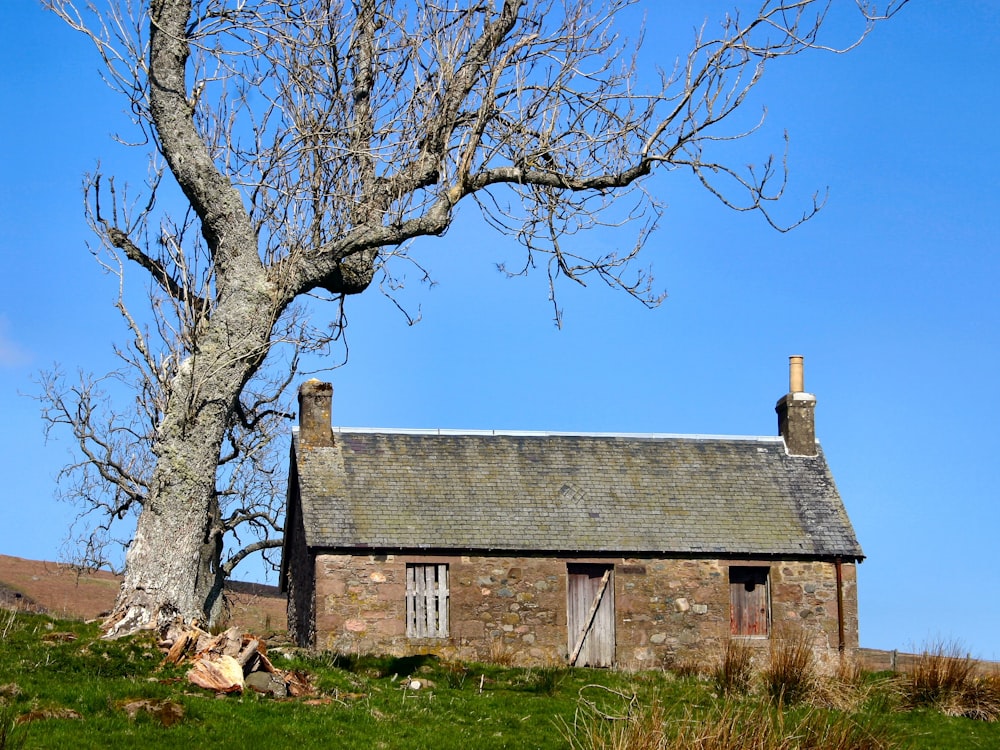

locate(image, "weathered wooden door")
[[567, 563, 615, 667], [729, 566, 769, 636]]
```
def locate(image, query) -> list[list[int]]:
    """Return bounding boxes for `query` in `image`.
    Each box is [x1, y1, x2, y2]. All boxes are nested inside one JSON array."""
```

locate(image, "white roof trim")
[[319, 426, 789, 442]]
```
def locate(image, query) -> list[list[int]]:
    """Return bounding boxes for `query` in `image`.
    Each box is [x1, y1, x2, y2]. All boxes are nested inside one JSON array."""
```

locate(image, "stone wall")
[[311, 553, 857, 666], [283, 471, 316, 647], [772, 560, 858, 651]]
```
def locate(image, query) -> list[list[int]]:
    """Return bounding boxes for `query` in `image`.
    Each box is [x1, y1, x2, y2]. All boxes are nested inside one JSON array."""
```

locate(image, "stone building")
[[280, 357, 863, 667]]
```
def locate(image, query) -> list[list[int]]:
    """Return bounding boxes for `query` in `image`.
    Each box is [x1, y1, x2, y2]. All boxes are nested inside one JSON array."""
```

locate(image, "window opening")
[[406, 563, 449, 638]]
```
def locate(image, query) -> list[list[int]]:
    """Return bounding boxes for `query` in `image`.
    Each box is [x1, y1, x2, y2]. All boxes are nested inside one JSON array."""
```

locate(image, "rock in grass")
[[245, 670, 288, 697]]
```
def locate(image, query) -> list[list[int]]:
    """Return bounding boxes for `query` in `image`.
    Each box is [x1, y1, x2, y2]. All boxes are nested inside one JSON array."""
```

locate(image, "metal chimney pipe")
[[789, 355, 804, 394]]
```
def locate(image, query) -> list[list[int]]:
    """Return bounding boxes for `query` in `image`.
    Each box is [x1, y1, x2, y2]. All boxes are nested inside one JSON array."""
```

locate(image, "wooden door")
[[567, 563, 615, 667], [729, 566, 769, 636]]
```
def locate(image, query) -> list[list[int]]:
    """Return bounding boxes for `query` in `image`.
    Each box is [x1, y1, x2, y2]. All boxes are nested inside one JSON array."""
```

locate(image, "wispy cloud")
[[0, 316, 32, 368]]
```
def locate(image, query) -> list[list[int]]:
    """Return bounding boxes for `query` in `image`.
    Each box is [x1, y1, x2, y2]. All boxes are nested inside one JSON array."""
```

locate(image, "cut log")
[[237, 639, 260, 672], [187, 654, 244, 693], [195, 626, 243, 657], [221, 627, 243, 657], [254, 649, 276, 674], [164, 630, 197, 665], [162, 619, 208, 648]]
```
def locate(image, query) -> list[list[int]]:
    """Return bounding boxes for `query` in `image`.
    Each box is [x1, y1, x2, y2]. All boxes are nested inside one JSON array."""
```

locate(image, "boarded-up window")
[[730, 566, 770, 637], [406, 563, 449, 638]]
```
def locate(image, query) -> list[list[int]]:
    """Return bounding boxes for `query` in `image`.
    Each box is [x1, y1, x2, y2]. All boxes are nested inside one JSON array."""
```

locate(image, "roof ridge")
[[316, 426, 789, 442]]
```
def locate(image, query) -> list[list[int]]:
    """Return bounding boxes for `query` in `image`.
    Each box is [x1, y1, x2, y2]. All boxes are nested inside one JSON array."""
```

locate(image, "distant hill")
[[0, 554, 286, 634]]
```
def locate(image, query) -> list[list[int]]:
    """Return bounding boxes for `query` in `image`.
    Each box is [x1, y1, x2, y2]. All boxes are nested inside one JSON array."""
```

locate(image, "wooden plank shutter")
[[406, 564, 449, 638]]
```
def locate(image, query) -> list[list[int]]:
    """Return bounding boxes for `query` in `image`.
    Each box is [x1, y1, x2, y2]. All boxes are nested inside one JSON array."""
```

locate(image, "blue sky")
[[1, 2, 999, 659]]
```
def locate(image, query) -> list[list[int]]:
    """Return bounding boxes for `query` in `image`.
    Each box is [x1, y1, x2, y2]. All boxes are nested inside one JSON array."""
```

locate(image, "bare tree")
[[36, 215, 316, 584], [41, 0, 906, 636]]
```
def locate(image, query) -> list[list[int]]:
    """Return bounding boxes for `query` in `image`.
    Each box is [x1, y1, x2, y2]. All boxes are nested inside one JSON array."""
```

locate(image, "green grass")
[[1, 611, 998, 749]]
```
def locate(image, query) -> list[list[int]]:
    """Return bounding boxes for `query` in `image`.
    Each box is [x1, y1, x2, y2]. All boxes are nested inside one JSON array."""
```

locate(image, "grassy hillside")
[[2, 611, 999, 749], [0, 554, 286, 633]]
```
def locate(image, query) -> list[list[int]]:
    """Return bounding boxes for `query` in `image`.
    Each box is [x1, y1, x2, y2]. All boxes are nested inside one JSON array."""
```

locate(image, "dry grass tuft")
[[561, 693, 667, 750], [713, 638, 756, 696], [905, 640, 976, 706], [708, 631, 887, 714], [896, 640, 1000, 722], [487, 637, 515, 666], [562, 695, 903, 750], [663, 653, 705, 680], [762, 627, 817, 705], [941, 674, 1000, 721]]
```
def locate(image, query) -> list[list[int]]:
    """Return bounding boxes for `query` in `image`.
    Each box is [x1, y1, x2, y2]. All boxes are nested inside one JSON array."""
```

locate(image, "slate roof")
[[291, 428, 863, 560]]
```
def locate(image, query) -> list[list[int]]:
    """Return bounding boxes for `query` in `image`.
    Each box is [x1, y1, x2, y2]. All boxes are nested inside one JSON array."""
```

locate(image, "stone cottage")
[[280, 357, 863, 667]]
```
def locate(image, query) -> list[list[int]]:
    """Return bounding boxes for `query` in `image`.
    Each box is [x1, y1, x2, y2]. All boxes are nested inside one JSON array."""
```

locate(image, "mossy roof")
[[291, 429, 863, 560]]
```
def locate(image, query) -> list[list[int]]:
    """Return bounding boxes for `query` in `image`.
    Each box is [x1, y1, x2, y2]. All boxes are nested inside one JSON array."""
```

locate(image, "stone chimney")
[[298, 379, 334, 448], [775, 355, 817, 457]]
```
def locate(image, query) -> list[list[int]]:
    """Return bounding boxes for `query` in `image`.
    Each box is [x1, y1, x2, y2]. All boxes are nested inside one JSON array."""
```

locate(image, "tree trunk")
[[105, 468, 224, 637], [103, 286, 276, 637], [102, 372, 231, 636]]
